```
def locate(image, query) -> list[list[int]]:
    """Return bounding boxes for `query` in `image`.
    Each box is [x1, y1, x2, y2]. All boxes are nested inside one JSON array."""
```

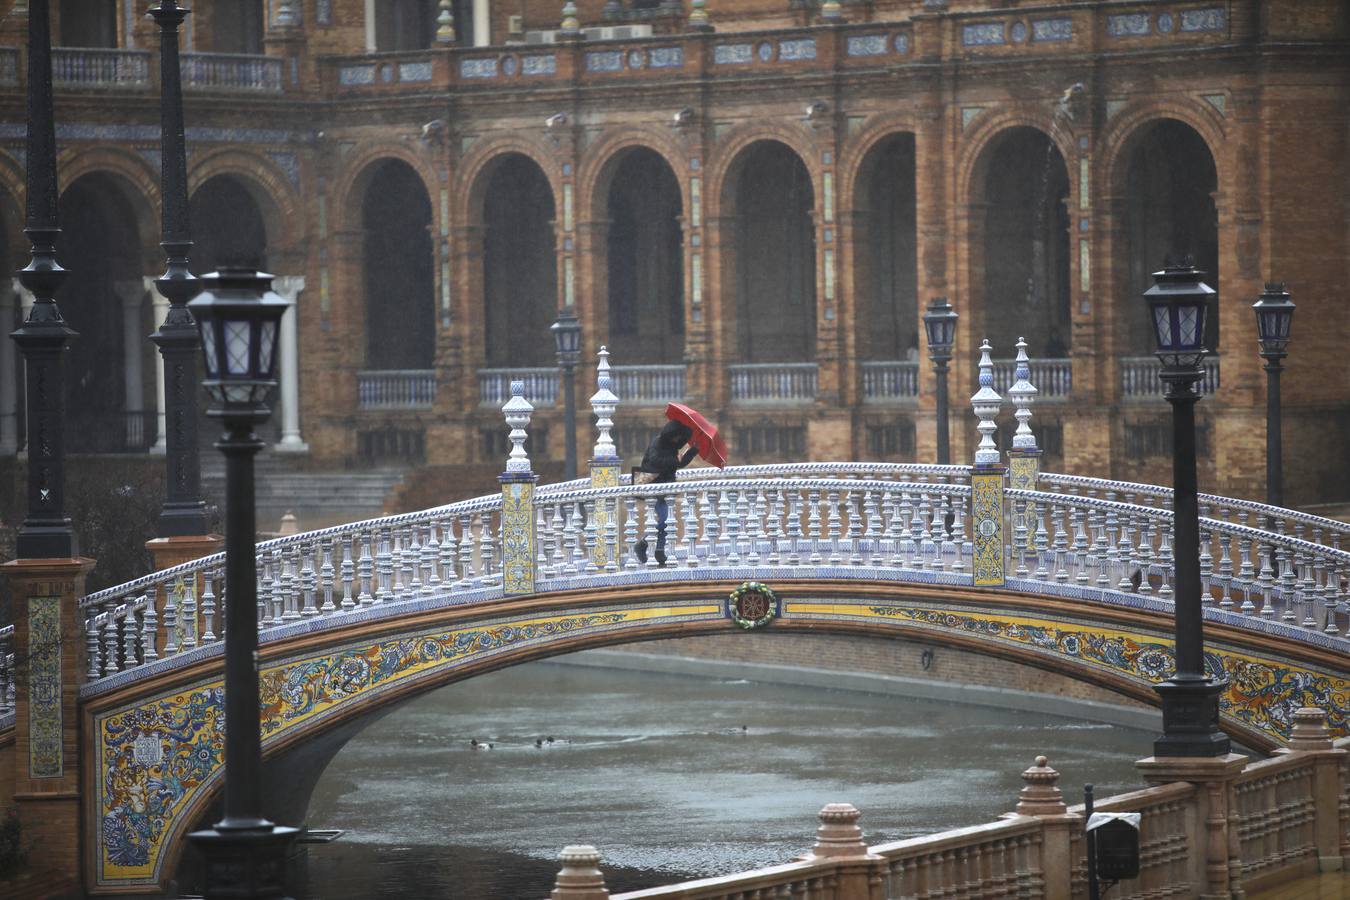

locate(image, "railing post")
[[1136, 751, 1248, 896], [501, 380, 539, 595], [806, 803, 884, 900], [970, 340, 1007, 586], [1006, 337, 1041, 491], [1283, 707, 1347, 872], [588, 346, 621, 568], [549, 845, 610, 899], [1014, 756, 1074, 900], [1, 556, 95, 886]]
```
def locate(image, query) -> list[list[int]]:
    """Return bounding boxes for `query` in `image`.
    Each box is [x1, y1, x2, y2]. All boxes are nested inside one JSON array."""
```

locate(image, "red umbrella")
[[666, 402, 728, 468]]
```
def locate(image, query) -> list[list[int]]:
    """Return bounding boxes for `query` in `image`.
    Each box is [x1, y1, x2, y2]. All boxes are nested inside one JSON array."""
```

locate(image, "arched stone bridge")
[[3, 462, 1347, 894]]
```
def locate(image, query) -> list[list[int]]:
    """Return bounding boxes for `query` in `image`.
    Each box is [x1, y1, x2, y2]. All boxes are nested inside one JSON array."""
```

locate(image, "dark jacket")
[[639, 420, 698, 484]]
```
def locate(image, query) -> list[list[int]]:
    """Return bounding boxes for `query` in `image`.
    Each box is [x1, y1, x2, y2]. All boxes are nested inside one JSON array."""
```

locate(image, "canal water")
[[300, 659, 1155, 899]]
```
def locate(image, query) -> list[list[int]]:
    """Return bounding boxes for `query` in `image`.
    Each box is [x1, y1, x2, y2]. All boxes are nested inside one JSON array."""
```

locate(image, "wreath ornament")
[[727, 581, 778, 630]]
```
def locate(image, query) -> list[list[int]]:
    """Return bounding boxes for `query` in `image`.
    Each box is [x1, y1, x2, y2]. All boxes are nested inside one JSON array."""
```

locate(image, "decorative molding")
[[28, 596, 63, 778], [460, 57, 498, 79], [714, 43, 753, 65], [962, 22, 1005, 46]]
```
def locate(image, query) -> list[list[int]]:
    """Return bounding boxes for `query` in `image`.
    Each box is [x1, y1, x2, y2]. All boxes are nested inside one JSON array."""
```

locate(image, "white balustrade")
[[478, 367, 558, 407], [1121, 355, 1221, 399], [357, 369, 437, 409], [52, 47, 150, 87], [181, 52, 283, 92], [860, 361, 919, 400], [993, 357, 1071, 400], [729, 363, 817, 402], [609, 365, 685, 405], [76, 462, 1349, 693]]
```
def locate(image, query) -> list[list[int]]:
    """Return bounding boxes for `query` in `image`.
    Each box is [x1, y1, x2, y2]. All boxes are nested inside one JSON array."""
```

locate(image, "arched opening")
[[977, 127, 1071, 359], [57, 173, 153, 451], [854, 133, 918, 361], [208, 0, 265, 54], [190, 175, 270, 273], [362, 160, 436, 370], [604, 148, 684, 364], [59, 0, 117, 47], [1122, 120, 1219, 352], [482, 154, 556, 368], [731, 141, 816, 362]]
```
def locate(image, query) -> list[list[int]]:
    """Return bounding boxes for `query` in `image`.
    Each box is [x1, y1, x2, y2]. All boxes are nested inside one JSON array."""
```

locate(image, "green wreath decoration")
[[728, 581, 778, 630]]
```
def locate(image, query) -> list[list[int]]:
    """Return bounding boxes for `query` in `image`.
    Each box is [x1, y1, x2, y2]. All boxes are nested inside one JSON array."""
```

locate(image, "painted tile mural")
[[29, 596, 63, 777], [790, 600, 1350, 743], [93, 604, 718, 888]]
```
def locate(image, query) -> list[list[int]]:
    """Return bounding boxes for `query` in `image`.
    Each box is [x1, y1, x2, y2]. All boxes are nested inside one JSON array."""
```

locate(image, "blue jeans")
[[655, 497, 669, 554]]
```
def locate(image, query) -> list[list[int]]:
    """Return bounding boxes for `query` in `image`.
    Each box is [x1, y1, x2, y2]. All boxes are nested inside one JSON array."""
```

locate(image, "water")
[[301, 659, 1154, 898]]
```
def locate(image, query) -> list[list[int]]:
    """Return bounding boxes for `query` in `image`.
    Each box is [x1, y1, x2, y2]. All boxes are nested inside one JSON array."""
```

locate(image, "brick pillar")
[[1136, 751, 1248, 898], [1282, 707, 1347, 872], [146, 534, 223, 655], [451, 222, 487, 414], [1014, 756, 1078, 900], [3, 556, 95, 887], [702, 214, 738, 410]]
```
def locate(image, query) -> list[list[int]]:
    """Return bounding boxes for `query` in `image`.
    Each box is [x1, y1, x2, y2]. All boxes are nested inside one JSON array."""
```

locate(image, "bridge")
[[2, 357, 1348, 898]]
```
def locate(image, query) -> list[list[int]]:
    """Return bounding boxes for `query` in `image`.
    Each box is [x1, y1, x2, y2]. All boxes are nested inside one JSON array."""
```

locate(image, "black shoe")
[[635, 540, 648, 564], [655, 549, 667, 567]]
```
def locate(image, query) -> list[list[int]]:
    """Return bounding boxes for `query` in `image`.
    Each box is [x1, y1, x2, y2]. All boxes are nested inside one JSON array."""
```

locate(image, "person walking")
[[634, 420, 698, 566]]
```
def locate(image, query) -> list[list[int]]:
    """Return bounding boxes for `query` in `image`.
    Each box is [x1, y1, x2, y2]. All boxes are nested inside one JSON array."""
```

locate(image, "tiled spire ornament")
[[1008, 337, 1039, 453], [436, 0, 456, 42], [589, 345, 619, 461], [560, 0, 581, 37], [688, 0, 713, 32], [503, 380, 535, 474], [970, 339, 1003, 467]]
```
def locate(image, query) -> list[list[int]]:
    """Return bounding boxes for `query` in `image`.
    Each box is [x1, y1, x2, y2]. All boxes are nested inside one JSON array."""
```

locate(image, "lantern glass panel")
[[1152, 305, 1172, 350], [259, 320, 278, 375], [224, 320, 251, 375], [1179, 304, 1200, 348], [201, 320, 220, 378]]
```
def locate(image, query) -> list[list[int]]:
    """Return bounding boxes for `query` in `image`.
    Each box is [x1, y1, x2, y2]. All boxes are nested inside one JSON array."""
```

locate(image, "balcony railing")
[[992, 357, 1072, 400], [478, 367, 558, 407], [609, 365, 685, 405], [1120, 355, 1220, 400], [52, 47, 150, 88], [861, 360, 919, 401], [0, 47, 18, 86], [67, 411, 157, 453], [182, 52, 283, 92], [357, 370, 437, 410], [729, 363, 817, 403]]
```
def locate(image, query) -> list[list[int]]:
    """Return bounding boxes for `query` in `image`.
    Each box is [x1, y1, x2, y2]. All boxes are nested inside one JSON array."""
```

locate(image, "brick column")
[[702, 214, 738, 410], [3, 556, 95, 887], [1136, 752, 1248, 898]]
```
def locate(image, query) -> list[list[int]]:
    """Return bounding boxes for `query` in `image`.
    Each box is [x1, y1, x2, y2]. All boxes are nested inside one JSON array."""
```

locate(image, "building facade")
[[0, 0, 1347, 505]]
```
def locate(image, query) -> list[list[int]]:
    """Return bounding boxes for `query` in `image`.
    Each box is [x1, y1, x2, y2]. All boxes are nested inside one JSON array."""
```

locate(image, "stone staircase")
[[201, 454, 409, 533]]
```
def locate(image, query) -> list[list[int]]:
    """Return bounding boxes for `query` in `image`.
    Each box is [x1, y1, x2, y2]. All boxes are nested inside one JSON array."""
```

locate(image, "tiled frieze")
[[28, 595, 63, 778]]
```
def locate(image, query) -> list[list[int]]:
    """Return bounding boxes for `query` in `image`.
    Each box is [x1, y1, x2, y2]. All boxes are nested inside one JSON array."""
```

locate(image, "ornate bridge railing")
[[70, 460, 1349, 700]]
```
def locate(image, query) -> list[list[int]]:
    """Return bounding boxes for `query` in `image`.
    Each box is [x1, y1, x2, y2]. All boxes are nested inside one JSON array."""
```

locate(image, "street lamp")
[[1143, 259, 1230, 758], [186, 268, 300, 899], [148, 0, 209, 537], [1252, 283, 1294, 508], [922, 297, 958, 466], [551, 306, 583, 481]]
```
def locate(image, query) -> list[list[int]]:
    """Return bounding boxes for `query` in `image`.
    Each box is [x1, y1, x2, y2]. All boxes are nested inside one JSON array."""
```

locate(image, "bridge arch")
[[85, 576, 1343, 892]]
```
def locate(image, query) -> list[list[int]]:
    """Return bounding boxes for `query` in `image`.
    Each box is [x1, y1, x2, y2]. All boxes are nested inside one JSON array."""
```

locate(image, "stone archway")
[[190, 174, 271, 273], [360, 158, 436, 371], [852, 133, 918, 363], [724, 140, 816, 363], [481, 153, 557, 368]]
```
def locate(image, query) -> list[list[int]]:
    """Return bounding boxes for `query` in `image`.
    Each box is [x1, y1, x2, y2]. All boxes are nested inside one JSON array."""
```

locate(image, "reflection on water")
[[302, 659, 1153, 898]]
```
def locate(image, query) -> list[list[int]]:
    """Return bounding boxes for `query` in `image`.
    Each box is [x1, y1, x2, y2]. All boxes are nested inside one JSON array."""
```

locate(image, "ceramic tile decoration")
[[586, 51, 624, 72], [971, 471, 1005, 586], [399, 62, 433, 82], [522, 54, 557, 76], [962, 22, 1005, 46], [778, 39, 816, 61], [649, 47, 684, 68], [338, 64, 376, 85], [714, 44, 753, 65], [267, 151, 300, 188], [500, 478, 536, 595], [846, 35, 887, 57], [1181, 7, 1226, 32], [28, 596, 62, 778], [1106, 12, 1150, 37], [1032, 18, 1072, 41], [459, 58, 498, 79]]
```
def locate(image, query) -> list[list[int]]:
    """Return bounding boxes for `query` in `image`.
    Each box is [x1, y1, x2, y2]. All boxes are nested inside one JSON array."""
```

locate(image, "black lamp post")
[[186, 268, 299, 899], [148, 0, 209, 537], [12, 0, 78, 559], [1143, 259, 1230, 758], [922, 297, 958, 466], [551, 306, 582, 481], [1252, 283, 1294, 509]]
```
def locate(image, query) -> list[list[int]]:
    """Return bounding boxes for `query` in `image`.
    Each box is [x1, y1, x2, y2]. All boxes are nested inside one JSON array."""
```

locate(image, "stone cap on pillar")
[[502, 380, 534, 476], [1015, 755, 1067, 816], [1286, 707, 1336, 753], [809, 802, 870, 858], [589, 345, 620, 462], [550, 845, 610, 899]]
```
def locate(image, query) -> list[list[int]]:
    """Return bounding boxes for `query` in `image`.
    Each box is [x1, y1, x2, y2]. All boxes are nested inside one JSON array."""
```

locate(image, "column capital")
[[272, 274, 306, 301]]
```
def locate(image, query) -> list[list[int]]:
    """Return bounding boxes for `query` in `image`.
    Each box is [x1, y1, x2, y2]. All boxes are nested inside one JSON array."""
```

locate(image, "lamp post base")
[[1153, 676, 1230, 758], [187, 825, 301, 899]]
